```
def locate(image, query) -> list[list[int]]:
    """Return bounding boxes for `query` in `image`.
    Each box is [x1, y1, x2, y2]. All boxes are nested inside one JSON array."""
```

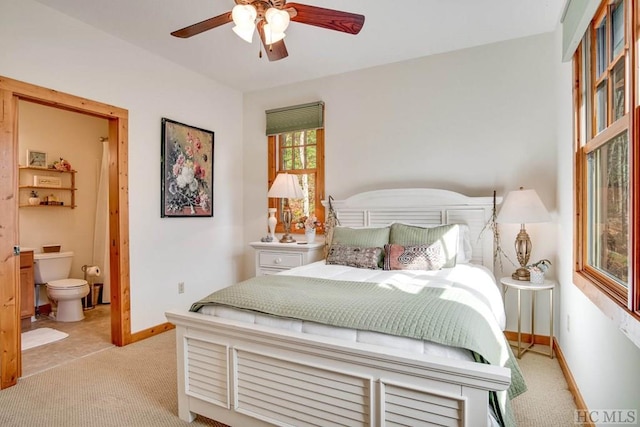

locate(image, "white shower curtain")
[[93, 139, 110, 303]]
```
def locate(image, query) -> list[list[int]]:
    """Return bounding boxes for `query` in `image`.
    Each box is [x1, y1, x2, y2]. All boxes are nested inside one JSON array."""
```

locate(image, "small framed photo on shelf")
[[27, 149, 47, 168]]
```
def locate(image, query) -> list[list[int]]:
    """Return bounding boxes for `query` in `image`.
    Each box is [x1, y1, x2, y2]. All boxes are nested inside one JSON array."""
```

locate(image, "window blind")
[[265, 101, 324, 135], [561, 0, 600, 62]]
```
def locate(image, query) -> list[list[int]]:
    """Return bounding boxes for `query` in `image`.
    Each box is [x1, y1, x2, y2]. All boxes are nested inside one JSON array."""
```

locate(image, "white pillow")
[[457, 224, 473, 264]]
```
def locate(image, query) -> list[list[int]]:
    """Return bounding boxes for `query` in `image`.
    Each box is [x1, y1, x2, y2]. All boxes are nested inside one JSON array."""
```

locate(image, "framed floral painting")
[[161, 118, 214, 217]]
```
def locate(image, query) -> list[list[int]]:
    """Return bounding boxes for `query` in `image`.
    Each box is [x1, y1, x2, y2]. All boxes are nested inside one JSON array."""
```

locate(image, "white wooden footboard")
[[165, 309, 511, 427]]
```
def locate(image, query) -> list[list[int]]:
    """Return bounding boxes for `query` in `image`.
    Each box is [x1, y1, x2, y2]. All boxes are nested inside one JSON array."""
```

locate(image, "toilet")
[[33, 251, 90, 322]]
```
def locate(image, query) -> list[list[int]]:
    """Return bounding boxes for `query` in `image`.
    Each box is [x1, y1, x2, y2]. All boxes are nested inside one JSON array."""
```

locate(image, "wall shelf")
[[18, 166, 77, 209]]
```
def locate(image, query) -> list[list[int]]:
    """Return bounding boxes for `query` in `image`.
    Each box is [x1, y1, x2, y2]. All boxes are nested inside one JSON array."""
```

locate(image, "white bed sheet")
[[199, 261, 505, 363], [198, 261, 505, 427]]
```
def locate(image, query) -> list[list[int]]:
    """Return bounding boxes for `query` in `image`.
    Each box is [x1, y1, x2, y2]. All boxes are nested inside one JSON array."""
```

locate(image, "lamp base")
[[512, 267, 531, 281], [279, 233, 296, 243]]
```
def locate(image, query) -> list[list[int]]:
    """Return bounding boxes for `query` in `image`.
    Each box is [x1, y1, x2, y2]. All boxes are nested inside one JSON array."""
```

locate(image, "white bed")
[[166, 188, 520, 427]]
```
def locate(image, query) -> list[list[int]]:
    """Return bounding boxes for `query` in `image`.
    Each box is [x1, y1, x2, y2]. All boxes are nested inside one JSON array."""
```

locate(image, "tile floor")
[[21, 304, 113, 378]]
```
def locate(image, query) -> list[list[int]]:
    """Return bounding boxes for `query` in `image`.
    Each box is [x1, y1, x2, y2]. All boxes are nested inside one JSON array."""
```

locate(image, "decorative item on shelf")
[[296, 215, 322, 243], [528, 259, 551, 284], [33, 175, 62, 188], [43, 194, 63, 206], [267, 207, 277, 241], [496, 186, 550, 281], [51, 157, 72, 171], [28, 190, 41, 206], [27, 149, 47, 168], [267, 173, 303, 243]]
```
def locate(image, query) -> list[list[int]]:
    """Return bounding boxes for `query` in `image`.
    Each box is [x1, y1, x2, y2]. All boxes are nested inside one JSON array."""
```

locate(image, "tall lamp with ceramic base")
[[497, 187, 550, 281], [267, 173, 303, 243]]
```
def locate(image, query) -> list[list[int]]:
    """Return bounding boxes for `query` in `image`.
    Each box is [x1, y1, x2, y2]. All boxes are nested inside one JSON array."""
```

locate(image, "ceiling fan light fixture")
[[265, 7, 290, 33], [231, 4, 257, 27], [263, 24, 286, 44], [232, 24, 256, 43]]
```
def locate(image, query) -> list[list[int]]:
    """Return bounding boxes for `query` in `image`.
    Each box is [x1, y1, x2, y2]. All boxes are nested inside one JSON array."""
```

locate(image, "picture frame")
[[33, 175, 62, 188], [161, 118, 214, 218], [27, 149, 47, 168]]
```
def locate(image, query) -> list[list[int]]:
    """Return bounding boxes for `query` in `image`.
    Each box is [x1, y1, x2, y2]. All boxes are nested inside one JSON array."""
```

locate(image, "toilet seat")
[[47, 278, 88, 289]]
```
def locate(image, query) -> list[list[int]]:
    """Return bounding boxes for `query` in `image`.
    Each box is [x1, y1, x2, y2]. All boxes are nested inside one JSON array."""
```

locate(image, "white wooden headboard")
[[323, 188, 501, 272]]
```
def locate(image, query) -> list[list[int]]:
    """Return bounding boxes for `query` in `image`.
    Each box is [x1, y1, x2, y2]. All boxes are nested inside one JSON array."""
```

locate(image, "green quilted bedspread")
[[191, 274, 526, 426]]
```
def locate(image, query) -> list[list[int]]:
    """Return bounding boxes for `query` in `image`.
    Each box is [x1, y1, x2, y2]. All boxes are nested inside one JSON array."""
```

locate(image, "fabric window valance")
[[265, 101, 324, 135]]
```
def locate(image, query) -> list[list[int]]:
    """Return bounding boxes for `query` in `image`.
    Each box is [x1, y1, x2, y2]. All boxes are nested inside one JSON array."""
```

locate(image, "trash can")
[[93, 283, 103, 306]]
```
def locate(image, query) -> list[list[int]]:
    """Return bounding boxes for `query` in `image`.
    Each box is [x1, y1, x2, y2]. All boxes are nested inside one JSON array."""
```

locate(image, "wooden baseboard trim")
[[552, 337, 594, 427], [503, 330, 551, 347], [129, 322, 175, 343]]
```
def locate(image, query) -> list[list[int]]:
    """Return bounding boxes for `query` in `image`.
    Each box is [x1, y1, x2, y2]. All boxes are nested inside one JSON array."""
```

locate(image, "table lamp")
[[267, 173, 303, 243], [497, 187, 550, 281]]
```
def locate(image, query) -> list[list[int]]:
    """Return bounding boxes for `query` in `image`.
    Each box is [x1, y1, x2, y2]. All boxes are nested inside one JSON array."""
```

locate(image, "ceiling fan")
[[171, 0, 365, 61]]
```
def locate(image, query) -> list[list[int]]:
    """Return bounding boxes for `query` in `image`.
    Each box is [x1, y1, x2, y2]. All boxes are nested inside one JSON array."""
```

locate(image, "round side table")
[[500, 276, 556, 359]]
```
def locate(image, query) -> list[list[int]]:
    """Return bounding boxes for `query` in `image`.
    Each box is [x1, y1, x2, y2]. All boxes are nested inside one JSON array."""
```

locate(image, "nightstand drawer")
[[259, 252, 303, 269]]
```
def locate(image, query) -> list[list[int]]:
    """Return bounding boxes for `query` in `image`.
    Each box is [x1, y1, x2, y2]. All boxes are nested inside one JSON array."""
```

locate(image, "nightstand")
[[250, 241, 325, 276], [500, 276, 556, 359]]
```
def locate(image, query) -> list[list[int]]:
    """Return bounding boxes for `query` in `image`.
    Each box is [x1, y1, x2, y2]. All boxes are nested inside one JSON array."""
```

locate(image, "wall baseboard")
[[504, 330, 551, 347], [552, 337, 594, 427], [130, 322, 175, 343]]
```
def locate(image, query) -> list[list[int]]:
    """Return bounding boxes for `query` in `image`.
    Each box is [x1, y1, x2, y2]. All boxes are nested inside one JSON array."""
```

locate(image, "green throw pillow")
[[389, 223, 459, 268], [331, 226, 390, 247]]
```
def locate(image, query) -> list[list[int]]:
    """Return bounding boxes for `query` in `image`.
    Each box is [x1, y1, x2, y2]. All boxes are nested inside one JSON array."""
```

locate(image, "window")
[[573, 0, 639, 313], [267, 102, 325, 234]]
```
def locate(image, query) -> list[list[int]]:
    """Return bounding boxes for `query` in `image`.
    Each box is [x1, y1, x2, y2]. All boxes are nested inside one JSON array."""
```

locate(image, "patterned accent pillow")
[[383, 242, 446, 271], [389, 223, 459, 268], [326, 245, 383, 270]]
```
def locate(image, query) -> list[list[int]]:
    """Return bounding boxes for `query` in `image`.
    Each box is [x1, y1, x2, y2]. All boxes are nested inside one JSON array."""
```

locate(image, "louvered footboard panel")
[[185, 337, 229, 407], [235, 350, 372, 427], [383, 382, 464, 427]]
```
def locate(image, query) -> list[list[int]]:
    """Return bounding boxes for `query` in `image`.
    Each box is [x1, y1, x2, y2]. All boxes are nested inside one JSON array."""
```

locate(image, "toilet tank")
[[33, 251, 74, 284]]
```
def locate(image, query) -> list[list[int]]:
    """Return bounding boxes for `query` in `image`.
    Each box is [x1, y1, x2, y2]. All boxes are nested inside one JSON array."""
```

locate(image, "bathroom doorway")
[[17, 99, 113, 376], [0, 76, 132, 389]]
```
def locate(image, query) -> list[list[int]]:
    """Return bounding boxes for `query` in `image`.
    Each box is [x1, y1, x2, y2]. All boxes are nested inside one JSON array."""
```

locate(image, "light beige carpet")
[[1, 331, 578, 426], [2, 330, 222, 427], [512, 345, 579, 426]]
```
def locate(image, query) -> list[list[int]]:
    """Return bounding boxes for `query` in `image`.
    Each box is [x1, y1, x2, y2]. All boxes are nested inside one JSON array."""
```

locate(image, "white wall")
[[554, 24, 640, 415], [243, 33, 559, 333], [1, 0, 244, 332]]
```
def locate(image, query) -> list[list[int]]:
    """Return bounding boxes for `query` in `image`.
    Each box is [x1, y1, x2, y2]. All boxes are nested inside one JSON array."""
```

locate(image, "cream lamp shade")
[[267, 173, 303, 199], [496, 188, 550, 224], [497, 187, 550, 281], [267, 173, 303, 243]]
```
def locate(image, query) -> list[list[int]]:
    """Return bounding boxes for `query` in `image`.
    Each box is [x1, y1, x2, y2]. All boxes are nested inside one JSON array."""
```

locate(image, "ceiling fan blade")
[[257, 21, 289, 61], [171, 11, 233, 38], [287, 3, 364, 35]]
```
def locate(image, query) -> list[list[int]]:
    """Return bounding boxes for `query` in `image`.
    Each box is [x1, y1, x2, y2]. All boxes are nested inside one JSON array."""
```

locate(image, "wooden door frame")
[[0, 75, 131, 389]]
